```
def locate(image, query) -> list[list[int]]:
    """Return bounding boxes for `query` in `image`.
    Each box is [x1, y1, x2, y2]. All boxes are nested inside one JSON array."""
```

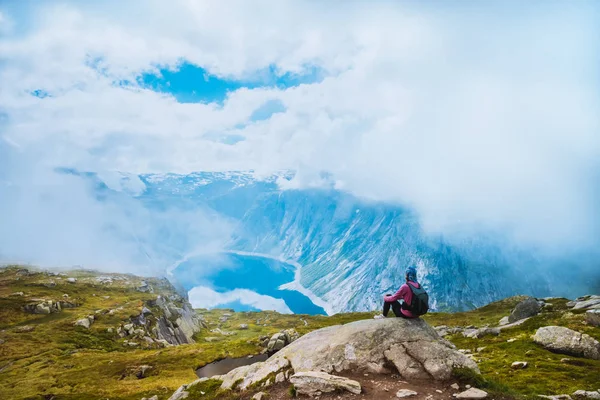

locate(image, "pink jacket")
[[384, 281, 420, 318]]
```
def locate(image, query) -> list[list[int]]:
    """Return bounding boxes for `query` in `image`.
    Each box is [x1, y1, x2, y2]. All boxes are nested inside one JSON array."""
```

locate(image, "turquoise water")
[[172, 253, 326, 315]]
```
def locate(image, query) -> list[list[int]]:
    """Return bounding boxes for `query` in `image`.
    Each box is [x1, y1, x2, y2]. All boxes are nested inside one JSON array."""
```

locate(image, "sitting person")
[[375, 266, 428, 319]]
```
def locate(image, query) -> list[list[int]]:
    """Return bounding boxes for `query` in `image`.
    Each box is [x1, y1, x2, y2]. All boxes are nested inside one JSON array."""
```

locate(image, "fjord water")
[[172, 252, 326, 315]]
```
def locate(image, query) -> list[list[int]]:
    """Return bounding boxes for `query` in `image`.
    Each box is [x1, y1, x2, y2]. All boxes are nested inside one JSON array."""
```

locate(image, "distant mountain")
[[55, 169, 598, 313]]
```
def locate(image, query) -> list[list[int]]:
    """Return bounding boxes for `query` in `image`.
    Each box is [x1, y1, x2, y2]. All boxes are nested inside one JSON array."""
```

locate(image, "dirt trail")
[[246, 372, 469, 400]]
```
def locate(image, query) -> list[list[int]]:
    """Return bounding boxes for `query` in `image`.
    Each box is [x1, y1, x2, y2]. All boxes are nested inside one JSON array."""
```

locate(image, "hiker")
[[374, 266, 429, 319]]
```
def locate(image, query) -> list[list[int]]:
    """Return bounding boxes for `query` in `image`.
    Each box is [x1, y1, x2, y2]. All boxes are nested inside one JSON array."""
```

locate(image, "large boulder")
[[533, 326, 600, 360], [586, 310, 600, 327], [273, 318, 478, 380], [206, 318, 478, 394], [289, 371, 361, 396], [508, 297, 542, 323]]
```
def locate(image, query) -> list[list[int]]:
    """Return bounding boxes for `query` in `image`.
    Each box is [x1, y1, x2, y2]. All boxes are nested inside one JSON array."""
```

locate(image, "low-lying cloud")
[[0, 0, 598, 274]]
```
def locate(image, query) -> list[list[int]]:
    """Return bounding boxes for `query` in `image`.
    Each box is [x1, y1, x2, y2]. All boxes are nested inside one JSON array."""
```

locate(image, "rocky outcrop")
[[168, 317, 479, 398], [289, 371, 361, 396], [567, 295, 600, 310], [508, 296, 542, 323], [533, 326, 600, 360], [23, 299, 77, 314], [123, 294, 205, 346], [151, 295, 205, 345]]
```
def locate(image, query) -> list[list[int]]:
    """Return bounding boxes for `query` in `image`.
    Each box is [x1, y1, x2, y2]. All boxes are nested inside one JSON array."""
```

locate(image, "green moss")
[[288, 384, 297, 398], [186, 378, 238, 400]]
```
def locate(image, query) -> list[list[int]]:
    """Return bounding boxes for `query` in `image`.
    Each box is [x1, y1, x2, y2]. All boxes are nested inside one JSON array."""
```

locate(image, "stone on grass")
[[396, 389, 418, 398], [533, 326, 600, 360], [75, 318, 91, 329], [451, 383, 460, 390], [511, 361, 528, 369], [66, 277, 77, 283], [290, 371, 361, 396], [585, 310, 600, 327], [239, 324, 249, 330], [573, 391, 600, 399], [508, 297, 542, 323], [252, 392, 266, 400], [456, 388, 488, 399]]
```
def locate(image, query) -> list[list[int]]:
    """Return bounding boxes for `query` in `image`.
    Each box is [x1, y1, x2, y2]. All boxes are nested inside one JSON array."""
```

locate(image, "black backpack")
[[407, 283, 429, 315]]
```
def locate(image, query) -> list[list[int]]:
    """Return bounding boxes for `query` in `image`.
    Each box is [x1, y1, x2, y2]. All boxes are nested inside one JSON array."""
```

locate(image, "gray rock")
[[274, 318, 477, 381], [573, 391, 600, 399], [499, 316, 510, 326], [169, 317, 479, 399], [66, 277, 77, 283], [508, 297, 542, 323], [463, 327, 500, 339], [151, 296, 204, 345], [290, 371, 361, 396], [239, 324, 249, 330], [451, 383, 460, 390], [538, 395, 572, 400], [136, 365, 153, 379], [252, 392, 266, 400], [456, 388, 488, 399], [511, 361, 528, 369], [396, 389, 418, 398], [585, 310, 600, 327], [15, 325, 35, 333], [275, 371, 285, 383], [533, 326, 600, 360], [75, 318, 91, 329], [10, 292, 24, 296]]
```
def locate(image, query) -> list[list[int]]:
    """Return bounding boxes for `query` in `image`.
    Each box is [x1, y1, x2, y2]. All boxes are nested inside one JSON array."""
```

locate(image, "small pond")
[[195, 354, 269, 378]]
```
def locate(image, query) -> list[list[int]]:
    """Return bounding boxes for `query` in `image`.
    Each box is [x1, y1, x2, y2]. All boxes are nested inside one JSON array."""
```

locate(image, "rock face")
[[585, 310, 600, 327], [289, 371, 361, 396], [143, 295, 205, 345], [533, 326, 600, 360], [508, 296, 542, 323]]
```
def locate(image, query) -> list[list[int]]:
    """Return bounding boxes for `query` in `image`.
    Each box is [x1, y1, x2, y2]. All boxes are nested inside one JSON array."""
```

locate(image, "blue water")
[[172, 253, 326, 315]]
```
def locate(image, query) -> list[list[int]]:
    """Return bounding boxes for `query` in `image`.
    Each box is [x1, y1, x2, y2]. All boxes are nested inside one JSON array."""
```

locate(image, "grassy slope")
[[0, 266, 598, 400]]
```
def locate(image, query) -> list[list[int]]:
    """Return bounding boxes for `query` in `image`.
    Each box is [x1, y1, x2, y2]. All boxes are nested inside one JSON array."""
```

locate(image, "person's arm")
[[384, 284, 405, 302]]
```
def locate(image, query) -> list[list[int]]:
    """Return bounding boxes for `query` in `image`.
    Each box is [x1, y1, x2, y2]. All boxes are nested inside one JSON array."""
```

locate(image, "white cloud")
[[0, 0, 599, 266], [188, 285, 292, 314]]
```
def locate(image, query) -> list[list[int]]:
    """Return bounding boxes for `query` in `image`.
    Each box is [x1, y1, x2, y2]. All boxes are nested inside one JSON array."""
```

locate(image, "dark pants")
[[383, 300, 411, 318]]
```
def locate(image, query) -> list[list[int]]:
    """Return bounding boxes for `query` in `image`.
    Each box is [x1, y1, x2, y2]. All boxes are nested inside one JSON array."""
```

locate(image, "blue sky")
[[138, 62, 325, 104]]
